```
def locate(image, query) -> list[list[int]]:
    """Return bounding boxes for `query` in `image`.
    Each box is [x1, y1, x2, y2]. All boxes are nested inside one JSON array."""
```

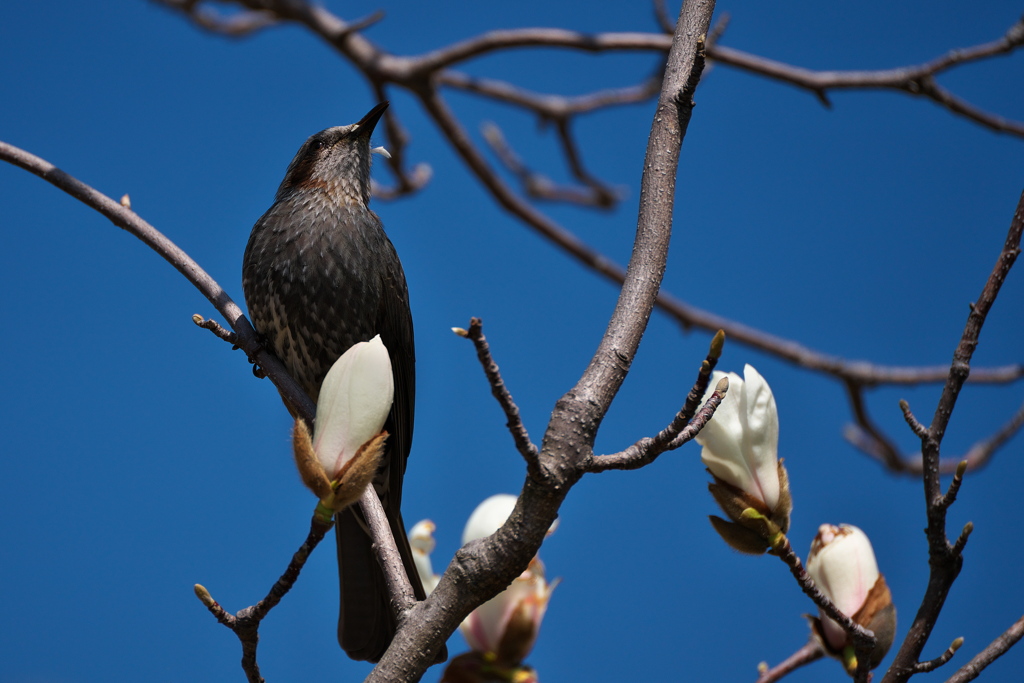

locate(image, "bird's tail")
[[335, 505, 446, 663]]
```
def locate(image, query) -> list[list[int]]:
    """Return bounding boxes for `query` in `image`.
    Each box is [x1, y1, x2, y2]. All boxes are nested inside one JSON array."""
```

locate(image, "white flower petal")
[[312, 335, 394, 477], [462, 494, 518, 545], [739, 364, 780, 510], [696, 365, 780, 510], [410, 519, 439, 595], [807, 524, 880, 649], [458, 558, 553, 657]]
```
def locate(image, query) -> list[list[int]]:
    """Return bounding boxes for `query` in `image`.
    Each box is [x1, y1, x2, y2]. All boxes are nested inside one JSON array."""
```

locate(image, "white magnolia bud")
[[312, 335, 394, 479], [458, 495, 558, 665], [807, 523, 896, 673], [697, 364, 780, 510]]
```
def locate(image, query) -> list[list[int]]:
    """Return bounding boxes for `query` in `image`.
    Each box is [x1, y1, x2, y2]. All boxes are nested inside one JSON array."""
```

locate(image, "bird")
[[241, 101, 426, 662]]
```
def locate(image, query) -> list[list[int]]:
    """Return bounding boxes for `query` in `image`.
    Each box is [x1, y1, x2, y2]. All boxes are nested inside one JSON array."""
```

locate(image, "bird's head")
[[276, 101, 390, 207]]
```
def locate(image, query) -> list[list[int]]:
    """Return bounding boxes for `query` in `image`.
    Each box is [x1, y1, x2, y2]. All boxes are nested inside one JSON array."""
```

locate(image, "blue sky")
[[1, 1, 1023, 682]]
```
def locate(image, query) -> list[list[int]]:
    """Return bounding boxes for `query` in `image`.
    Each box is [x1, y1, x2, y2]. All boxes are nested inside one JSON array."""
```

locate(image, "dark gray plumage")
[[241, 102, 425, 662]]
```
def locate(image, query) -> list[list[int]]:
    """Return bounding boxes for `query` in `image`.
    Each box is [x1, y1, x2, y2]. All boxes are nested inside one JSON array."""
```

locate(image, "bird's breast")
[[242, 192, 397, 398]]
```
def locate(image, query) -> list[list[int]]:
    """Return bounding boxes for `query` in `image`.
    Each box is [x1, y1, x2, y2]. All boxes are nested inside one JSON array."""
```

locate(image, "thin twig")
[[553, 117, 623, 206], [438, 70, 663, 119], [849, 396, 1024, 476], [706, 12, 730, 49], [458, 318, 541, 472], [945, 615, 1024, 683], [899, 399, 930, 439], [960, 398, 1024, 470], [481, 121, 619, 208], [937, 461, 968, 511], [251, 516, 334, 619], [588, 331, 725, 472], [194, 515, 334, 682], [844, 379, 905, 470], [772, 534, 877, 649], [192, 313, 237, 343], [366, 82, 434, 201], [156, 0, 278, 37], [652, 0, 674, 34], [755, 639, 826, 683], [951, 522, 973, 558], [589, 377, 724, 472], [911, 636, 962, 673]]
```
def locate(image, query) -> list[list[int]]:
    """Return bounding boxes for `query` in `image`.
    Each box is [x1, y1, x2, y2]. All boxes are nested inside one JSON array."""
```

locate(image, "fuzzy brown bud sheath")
[[293, 418, 333, 499]]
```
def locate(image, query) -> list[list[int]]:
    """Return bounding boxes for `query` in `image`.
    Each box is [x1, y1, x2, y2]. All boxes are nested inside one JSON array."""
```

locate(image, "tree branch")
[[848, 399, 1024, 476], [881, 187, 1024, 683], [945, 615, 1024, 683], [367, 2, 717, 679], [480, 121, 622, 208], [910, 636, 962, 674], [193, 514, 334, 683], [587, 331, 725, 472], [706, 13, 1024, 137]]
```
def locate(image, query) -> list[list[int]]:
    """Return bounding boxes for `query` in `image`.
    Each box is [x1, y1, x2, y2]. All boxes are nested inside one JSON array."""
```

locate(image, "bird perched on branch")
[[242, 101, 426, 662]]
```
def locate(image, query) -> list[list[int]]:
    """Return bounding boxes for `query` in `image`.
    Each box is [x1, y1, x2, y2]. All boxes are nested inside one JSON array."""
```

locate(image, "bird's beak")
[[353, 101, 389, 137]]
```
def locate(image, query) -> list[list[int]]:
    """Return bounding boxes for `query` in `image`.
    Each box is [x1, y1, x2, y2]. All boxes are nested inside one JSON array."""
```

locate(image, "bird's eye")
[[311, 139, 326, 151]]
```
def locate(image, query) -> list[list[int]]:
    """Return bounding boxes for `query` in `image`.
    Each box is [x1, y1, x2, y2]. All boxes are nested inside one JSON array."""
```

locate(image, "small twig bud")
[[709, 329, 725, 359], [953, 521, 975, 558], [119, 193, 131, 209], [451, 327, 469, 337], [193, 584, 215, 607], [715, 375, 729, 394]]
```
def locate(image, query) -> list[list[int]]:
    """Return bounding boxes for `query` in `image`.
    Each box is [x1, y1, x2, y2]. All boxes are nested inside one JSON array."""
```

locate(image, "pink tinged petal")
[[807, 524, 881, 650], [458, 560, 554, 657], [460, 589, 511, 653], [459, 497, 559, 657], [460, 610, 492, 653], [312, 335, 394, 478]]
